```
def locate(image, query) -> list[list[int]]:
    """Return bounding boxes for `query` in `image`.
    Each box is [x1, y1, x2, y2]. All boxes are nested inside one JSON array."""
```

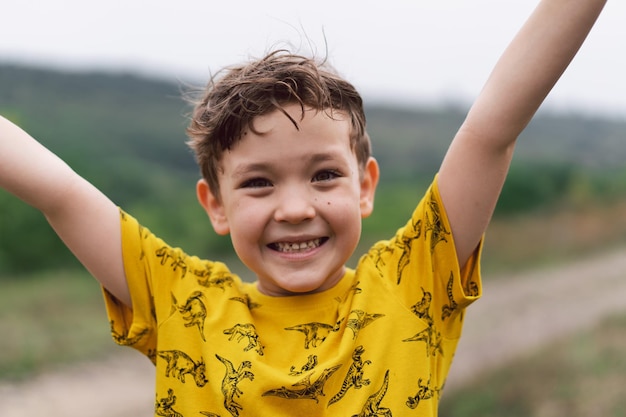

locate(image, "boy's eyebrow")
[[231, 152, 346, 178], [230, 162, 273, 180], [308, 152, 344, 164]]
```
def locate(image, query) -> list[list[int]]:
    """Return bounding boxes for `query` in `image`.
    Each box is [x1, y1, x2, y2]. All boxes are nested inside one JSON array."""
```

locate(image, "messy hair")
[[186, 49, 371, 199]]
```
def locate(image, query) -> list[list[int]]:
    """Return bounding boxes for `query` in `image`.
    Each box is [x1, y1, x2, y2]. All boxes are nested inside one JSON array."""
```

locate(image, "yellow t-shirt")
[[104, 178, 482, 417]]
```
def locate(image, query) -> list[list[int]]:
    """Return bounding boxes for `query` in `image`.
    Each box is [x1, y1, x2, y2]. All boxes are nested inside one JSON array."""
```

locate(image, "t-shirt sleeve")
[[102, 209, 180, 361], [362, 175, 482, 338]]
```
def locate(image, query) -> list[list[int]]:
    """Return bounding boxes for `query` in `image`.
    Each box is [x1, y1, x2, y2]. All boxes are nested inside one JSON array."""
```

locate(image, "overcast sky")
[[1, 0, 624, 117]]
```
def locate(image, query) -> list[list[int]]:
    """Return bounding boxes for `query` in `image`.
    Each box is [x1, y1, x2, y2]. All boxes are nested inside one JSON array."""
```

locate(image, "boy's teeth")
[[276, 239, 321, 252]]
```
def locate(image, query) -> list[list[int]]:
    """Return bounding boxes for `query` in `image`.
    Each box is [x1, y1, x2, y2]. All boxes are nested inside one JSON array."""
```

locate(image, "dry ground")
[[1, 246, 626, 417]]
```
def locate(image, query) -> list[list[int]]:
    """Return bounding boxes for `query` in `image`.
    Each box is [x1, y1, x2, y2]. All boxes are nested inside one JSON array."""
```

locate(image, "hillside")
[[1, 63, 626, 274]]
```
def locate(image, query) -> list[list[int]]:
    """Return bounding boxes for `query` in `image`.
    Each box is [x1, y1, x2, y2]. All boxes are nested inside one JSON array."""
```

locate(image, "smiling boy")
[[0, 0, 607, 416], [195, 102, 378, 296]]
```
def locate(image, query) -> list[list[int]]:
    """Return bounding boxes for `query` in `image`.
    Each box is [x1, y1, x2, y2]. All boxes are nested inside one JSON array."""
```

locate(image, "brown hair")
[[186, 49, 371, 199]]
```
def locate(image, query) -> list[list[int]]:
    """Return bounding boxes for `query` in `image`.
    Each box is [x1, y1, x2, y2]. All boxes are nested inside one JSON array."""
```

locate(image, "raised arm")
[[0, 116, 131, 306], [438, 0, 607, 266]]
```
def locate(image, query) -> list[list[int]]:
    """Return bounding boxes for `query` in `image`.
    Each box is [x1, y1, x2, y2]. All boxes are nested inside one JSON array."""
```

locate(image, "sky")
[[1, 0, 625, 118]]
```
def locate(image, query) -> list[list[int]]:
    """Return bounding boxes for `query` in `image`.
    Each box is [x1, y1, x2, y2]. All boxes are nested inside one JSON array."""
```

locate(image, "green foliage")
[[496, 162, 577, 214], [0, 192, 81, 273], [496, 163, 626, 216], [365, 104, 466, 181], [0, 270, 112, 379]]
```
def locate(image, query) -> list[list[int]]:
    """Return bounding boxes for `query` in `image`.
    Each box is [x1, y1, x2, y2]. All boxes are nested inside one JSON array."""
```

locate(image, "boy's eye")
[[240, 178, 272, 188], [312, 170, 340, 182]]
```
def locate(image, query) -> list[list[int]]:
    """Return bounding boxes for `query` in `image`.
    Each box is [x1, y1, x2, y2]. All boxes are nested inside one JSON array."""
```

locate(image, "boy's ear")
[[196, 179, 230, 236], [360, 157, 379, 219]]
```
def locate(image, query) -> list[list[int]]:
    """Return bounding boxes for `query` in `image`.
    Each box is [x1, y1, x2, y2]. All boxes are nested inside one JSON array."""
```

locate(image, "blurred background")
[[1, 1, 626, 416]]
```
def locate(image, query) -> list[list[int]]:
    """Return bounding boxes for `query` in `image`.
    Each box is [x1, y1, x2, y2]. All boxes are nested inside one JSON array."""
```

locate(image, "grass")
[[0, 270, 115, 380], [439, 313, 626, 417], [483, 198, 626, 276]]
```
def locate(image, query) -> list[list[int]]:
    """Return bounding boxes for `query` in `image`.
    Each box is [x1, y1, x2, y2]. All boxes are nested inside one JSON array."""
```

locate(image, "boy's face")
[[197, 104, 379, 296]]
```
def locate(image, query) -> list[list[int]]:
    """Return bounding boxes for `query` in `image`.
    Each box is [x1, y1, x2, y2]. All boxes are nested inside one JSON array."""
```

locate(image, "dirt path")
[[446, 245, 626, 390], [2, 246, 626, 416]]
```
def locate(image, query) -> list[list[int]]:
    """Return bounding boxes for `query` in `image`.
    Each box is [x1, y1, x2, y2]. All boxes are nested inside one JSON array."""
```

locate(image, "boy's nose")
[[273, 188, 316, 224]]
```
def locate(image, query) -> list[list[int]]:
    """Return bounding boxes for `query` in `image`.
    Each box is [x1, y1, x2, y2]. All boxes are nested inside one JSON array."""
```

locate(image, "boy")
[[0, 0, 606, 415]]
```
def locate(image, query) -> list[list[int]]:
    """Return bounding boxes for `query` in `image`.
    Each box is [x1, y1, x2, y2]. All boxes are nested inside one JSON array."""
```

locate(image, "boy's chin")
[[257, 271, 345, 297]]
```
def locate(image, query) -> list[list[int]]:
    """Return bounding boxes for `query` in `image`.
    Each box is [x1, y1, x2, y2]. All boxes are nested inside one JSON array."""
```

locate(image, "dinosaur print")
[[285, 318, 344, 349], [406, 377, 438, 409], [441, 273, 458, 321], [334, 281, 363, 303], [410, 287, 433, 326], [223, 323, 265, 356], [262, 364, 342, 403], [147, 348, 158, 364], [424, 194, 449, 253], [402, 327, 443, 357], [352, 369, 392, 417], [157, 350, 209, 387], [229, 294, 261, 310], [136, 221, 150, 261], [197, 272, 235, 291], [215, 354, 254, 417], [289, 354, 318, 376], [155, 389, 183, 417], [171, 291, 208, 341], [328, 345, 371, 406], [346, 310, 385, 339], [348, 281, 363, 296], [156, 246, 188, 278], [109, 320, 148, 346], [367, 243, 394, 278], [393, 217, 422, 284], [466, 280, 480, 297]]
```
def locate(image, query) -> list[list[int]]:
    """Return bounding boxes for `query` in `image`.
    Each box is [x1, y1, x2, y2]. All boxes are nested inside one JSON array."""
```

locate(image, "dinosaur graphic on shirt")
[[402, 326, 444, 357], [197, 272, 235, 290], [289, 354, 319, 376], [328, 345, 371, 406], [223, 323, 265, 356], [229, 294, 261, 310], [393, 216, 422, 284], [155, 389, 183, 417], [262, 364, 342, 403], [109, 320, 148, 346], [157, 350, 209, 387], [346, 310, 385, 339], [335, 281, 363, 303], [406, 376, 438, 410], [441, 273, 458, 321], [215, 354, 254, 417], [466, 279, 480, 297], [410, 287, 433, 325], [156, 246, 188, 278], [367, 242, 394, 278], [351, 369, 392, 417], [171, 291, 207, 341], [424, 193, 449, 253], [285, 318, 344, 349]]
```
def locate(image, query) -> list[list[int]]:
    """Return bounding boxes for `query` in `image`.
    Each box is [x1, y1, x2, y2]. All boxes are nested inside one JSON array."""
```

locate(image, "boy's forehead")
[[249, 105, 350, 135], [220, 107, 357, 170]]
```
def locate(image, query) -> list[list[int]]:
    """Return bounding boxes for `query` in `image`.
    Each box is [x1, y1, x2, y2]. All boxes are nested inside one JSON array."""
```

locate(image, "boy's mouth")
[[270, 238, 327, 253]]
